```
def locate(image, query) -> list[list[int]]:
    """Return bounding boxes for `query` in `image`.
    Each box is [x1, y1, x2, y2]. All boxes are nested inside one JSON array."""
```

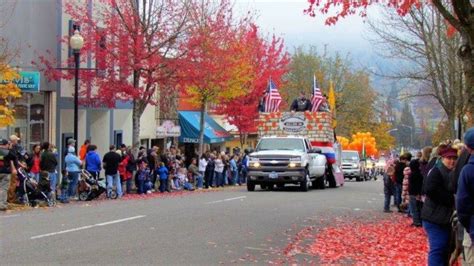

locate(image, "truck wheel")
[[247, 182, 255, 191], [356, 176, 362, 182], [267, 184, 274, 190], [300, 171, 310, 192], [277, 184, 285, 189], [317, 176, 326, 189], [260, 184, 267, 190]]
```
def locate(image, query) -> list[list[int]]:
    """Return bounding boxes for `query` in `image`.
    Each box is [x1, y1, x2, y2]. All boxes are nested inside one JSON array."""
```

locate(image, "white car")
[[247, 136, 327, 191]]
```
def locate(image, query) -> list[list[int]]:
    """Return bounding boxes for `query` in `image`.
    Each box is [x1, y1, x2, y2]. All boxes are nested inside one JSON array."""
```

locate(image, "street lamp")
[[70, 27, 84, 152], [387, 128, 398, 134]]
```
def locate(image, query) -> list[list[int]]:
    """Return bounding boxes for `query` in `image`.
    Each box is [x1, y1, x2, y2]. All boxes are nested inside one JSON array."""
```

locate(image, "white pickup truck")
[[247, 136, 328, 192]]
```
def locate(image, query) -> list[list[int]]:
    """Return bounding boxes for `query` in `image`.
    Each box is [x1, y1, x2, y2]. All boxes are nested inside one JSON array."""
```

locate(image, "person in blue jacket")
[[157, 162, 169, 193], [64, 146, 82, 202], [456, 127, 474, 264], [85, 145, 101, 179]]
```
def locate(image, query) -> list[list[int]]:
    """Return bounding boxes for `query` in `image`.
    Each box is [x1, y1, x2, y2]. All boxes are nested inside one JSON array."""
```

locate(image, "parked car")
[[341, 150, 364, 182]]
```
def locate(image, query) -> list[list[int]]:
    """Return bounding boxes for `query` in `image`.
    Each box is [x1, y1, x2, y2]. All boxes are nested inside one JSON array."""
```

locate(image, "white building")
[[1, 0, 159, 164]]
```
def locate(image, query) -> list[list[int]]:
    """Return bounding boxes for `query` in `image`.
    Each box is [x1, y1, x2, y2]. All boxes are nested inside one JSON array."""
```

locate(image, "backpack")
[[0, 147, 10, 172]]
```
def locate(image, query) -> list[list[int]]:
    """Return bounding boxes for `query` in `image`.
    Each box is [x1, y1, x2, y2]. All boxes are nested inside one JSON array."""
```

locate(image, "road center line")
[[1, 214, 20, 218], [206, 196, 246, 204], [30, 215, 146, 240]]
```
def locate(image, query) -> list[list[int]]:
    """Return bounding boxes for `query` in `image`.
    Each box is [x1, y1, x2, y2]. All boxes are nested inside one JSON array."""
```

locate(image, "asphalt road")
[[1, 179, 386, 265]]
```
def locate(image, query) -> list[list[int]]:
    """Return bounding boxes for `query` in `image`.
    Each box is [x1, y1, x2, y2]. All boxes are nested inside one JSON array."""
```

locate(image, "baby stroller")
[[18, 168, 56, 207], [78, 169, 117, 201]]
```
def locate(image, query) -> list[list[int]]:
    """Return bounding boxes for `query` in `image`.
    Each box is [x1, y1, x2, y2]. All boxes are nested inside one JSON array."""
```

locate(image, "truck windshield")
[[342, 151, 359, 161], [256, 138, 305, 152]]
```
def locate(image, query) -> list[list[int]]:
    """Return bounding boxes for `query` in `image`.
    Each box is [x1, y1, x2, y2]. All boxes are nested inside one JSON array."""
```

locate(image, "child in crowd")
[[59, 169, 70, 204], [175, 167, 187, 190], [136, 160, 150, 194], [401, 166, 411, 215], [157, 162, 169, 193]]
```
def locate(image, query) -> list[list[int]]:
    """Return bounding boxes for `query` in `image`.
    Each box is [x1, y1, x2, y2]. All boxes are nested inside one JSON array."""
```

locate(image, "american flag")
[[311, 75, 324, 112], [264, 78, 282, 112]]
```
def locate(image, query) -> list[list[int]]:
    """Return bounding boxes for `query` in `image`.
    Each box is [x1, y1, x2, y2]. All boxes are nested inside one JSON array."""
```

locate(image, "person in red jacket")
[[118, 150, 133, 195], [79, 139, 90, 162], [29, 144, 41, 182]]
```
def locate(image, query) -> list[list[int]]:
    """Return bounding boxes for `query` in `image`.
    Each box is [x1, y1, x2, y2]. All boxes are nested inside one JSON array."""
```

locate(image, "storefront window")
[[6, 93, 46, 151]]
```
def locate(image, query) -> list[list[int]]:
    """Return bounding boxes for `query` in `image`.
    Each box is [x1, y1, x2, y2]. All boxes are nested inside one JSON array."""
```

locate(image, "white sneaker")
[[146, 191, 152, 194]]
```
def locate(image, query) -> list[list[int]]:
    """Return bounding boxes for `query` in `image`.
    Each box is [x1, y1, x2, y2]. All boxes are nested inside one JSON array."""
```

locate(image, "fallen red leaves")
[[300, 215, 428, 264]]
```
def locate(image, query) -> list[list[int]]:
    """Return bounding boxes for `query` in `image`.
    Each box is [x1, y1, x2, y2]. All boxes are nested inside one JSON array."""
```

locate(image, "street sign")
[[0, 71, 41, 93], [156, 120, 181, 137]]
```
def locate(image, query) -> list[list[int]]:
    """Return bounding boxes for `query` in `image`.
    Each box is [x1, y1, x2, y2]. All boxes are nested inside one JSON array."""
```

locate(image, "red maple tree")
[[177, 0, 256, 155], [34, 0, 189, 148]]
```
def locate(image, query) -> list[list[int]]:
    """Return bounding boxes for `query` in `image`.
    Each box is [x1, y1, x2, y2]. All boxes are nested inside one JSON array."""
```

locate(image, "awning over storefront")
[[178, 111, 233, 144]]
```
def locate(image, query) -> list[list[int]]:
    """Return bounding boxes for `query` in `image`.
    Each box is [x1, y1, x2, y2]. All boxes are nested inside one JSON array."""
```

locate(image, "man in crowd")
[[7, 134, 25, 203], [40, 142, 58, 196], [102, 145, 123, 198], [0, 139, 17, 211], [290, 91, 312, 112], [456, 127, 474, 264]]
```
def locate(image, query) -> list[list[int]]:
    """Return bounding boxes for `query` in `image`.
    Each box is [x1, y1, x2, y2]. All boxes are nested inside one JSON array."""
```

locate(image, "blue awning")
[[178, 111, 233, 144]]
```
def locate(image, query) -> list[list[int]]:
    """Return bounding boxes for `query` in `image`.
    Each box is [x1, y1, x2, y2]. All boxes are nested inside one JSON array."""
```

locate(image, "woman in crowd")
[[64, 146, 82, 201], [401, 166, 411, 215], [408, 159, 423, 227], [199, 154, 208, 182], [29, 144, 41, 182], [118, 150, 133, 195], [214, 154, 224, 188], [421, 146, 458, 266], [419, 146, 432, 179]]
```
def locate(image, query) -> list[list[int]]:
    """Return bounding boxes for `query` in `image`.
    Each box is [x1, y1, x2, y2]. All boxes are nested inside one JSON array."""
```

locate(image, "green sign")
[[0, 71, 41, 93]]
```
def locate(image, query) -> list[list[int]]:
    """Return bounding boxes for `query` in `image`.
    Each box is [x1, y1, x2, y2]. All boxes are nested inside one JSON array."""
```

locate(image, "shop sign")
[[279, 113, 307, 133], [0, 71, 41, 93], [182, 137, 199, 143], [156, 120, 181, 137]]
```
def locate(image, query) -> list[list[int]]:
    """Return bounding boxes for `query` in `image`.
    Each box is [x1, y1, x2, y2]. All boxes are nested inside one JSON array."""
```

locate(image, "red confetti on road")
[[298, 215, 428, 264]]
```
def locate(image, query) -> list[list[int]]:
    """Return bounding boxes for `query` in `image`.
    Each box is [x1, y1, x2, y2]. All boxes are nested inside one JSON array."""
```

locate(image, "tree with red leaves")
[[305, 0, 474, 126], [178, 0, 256, 155], [215, 25, 290, 148], [35, 0, 190, 149]]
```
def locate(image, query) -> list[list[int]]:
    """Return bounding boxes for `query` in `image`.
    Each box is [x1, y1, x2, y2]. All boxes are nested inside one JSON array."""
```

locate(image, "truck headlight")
[[252, 162, 261, 168], [353, 163, 358, 168], [288, 162, 300, 168]]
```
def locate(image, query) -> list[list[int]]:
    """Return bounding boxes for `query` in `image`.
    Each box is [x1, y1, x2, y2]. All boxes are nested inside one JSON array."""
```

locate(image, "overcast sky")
[[234, 0, 376, 67], [233, 0, 399, 92]]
